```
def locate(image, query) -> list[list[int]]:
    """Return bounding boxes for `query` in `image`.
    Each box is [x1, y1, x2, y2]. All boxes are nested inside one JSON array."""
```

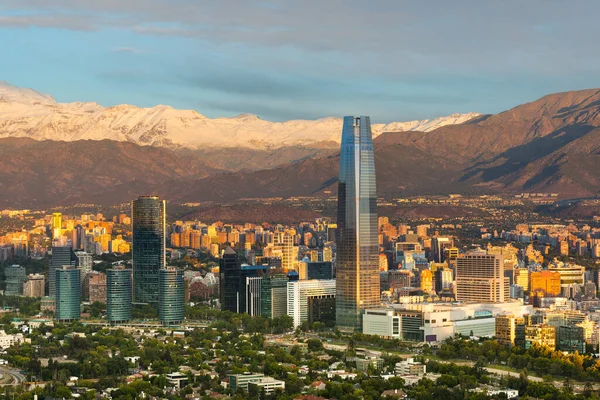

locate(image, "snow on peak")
[[0, 82, 480, 149], [0, 81, 55, 105]]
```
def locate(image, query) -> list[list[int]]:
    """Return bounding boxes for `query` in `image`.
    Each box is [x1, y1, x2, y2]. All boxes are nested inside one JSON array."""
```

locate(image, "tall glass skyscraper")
[[55, 266, 81, 322], [107, 267, 133, 324], [159, 267, 184, 325], [219, 247, 241, 313], [132, 196, 166, 305], [49, 246, 77, 298], [335, 116, 380, 331]]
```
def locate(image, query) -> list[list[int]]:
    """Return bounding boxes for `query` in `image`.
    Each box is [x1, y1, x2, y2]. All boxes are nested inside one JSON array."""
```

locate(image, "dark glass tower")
[[219, 247, 241, 313], [336, 116, 379, 331], [49, 246, 78, 298], [159, 267, 184, 325], [55, 266, 81, 322], [107, 267, 133, 324], [132, 196, 166, 305]]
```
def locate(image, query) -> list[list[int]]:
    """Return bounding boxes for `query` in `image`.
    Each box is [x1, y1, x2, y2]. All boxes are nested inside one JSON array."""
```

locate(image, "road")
[[0, 366, 25, 386]]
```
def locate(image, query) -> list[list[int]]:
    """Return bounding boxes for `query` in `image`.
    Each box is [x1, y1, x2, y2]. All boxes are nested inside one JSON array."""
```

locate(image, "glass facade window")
[[132, 196, 166, 305], [49, 246, 77, 298], [219, 247, 241, 313], [4, 265, 26, 296], [260, 274, 288, 319], [159, 268, 184, 325], [336, 116, 380, 331], [55, 266, 81, 322], [107, 268, 132, 324]]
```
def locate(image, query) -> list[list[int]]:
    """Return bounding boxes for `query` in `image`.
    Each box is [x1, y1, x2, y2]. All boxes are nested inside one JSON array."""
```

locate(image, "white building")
[[0, 330, 25, 349], [363, 301, 533, 342], [395, 358, 426, 376], [287, 279, 336, 328]]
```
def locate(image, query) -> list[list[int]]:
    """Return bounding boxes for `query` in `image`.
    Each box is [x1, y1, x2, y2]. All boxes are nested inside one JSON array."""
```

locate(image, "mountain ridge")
[[0, 81, 480, 150]]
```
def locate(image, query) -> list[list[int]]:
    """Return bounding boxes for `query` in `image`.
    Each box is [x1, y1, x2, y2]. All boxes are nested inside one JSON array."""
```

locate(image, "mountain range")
[[0, 81, 479, 150], [0, 82, 600, 208]]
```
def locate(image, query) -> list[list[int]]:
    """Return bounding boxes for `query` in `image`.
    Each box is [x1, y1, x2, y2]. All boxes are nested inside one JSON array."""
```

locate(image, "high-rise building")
[[52, 212, 62, 239], [274, 231, 294, 271], [240, 265, 268, 315], [455, 253, 508, 303], [335, 116, 379, 331], [4, 265, 26, 296], [159, 267, 184, 325], [132, 196, 166, 305], [23, 274, 45, 297], [49, 246, 77, 298], [107, 267, 132, 324], [260, 273, 288, 319], [306, 261, 334, 280], [55, 266, 81, 322], [288, 279, 336, 328], [220, 247, 241, 313]]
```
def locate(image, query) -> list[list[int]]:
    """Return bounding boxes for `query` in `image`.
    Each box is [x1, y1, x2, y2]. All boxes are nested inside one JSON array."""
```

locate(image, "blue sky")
[[1, 0, 599, 122]]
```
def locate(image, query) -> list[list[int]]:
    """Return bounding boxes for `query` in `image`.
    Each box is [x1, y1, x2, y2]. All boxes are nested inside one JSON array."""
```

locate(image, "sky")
[[1, 0, 600, 122]]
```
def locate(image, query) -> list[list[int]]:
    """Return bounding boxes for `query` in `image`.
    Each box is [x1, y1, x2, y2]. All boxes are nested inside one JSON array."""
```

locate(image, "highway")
[[0, 366, 25, 386]]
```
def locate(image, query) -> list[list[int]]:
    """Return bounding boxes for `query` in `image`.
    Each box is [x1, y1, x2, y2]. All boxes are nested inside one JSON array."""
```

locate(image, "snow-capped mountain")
[[0, 81, 480, 149]]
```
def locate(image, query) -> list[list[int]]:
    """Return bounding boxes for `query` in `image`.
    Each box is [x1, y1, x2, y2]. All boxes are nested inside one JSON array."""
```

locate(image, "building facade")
[[287, 279, 336, 328], [456, 253, 508, 303], [336, 116, 379, 330], [4, 265, 26, 296], [107, 267, 132, 324], [132, 196, 166, 305], [159, 267, 184, 325], [55, 266, 81, 322], [220, 247, 241, 313], [49, 246, 77, 298], [23, 274, 45, 297]]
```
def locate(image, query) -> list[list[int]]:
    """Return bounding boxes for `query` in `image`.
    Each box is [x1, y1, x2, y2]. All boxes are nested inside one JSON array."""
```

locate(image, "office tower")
[[107, 267, 132, 324], [55, 266, 81, 322], [52, 212, 62, 239], [287, 279, 336, 328], [432, 237, 453, 263], [159, 267, 184, 325], [557, 325, 585, 353], [240, 265, 268, 315], [260, 273, 288, 319], [274, 231, 294, 271], [49, 246, 77, 298], [455, 253, 509, 303], [335, 116, 379, 331], [71, 225, 85, 250], [132, 196, 166, 305], [434, 267, 453, 294], [220, 247, 241, 313], [4, 265, 26, 296], [23, 274, 45, 297]]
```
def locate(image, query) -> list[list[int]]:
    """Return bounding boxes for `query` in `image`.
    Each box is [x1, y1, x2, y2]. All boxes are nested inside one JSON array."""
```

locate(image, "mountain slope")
[[0, 81, 479, 150]]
